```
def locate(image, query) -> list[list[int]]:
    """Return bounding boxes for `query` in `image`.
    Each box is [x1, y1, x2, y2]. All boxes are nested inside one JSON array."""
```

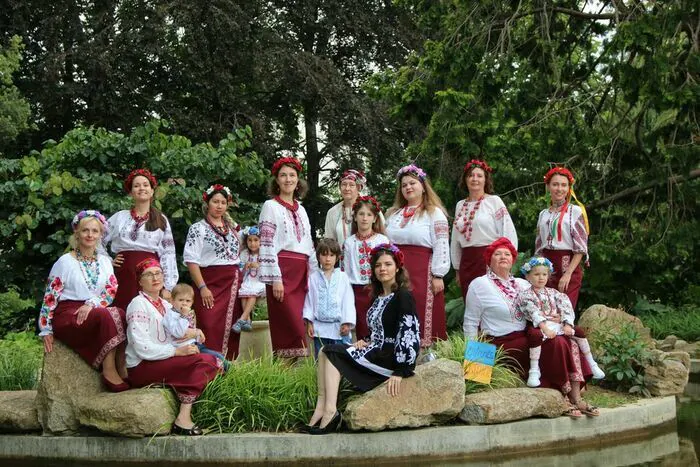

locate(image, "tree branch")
[[589, 169, 700, 209]]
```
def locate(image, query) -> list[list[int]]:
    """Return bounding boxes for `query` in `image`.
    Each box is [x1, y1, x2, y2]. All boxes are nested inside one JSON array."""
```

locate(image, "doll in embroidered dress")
[[233, 226, 266, 333], [516, 257, 605, 388]]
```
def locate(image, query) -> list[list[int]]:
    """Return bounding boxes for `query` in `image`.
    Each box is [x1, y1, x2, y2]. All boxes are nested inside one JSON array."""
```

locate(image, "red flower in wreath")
[[543, 167, 575, 185], [203, 184, 233, 203], [463, 159, 493, 173], [124, 168, 158, 193], [352, 195, 382, 214], [272, 157, 303, 176]]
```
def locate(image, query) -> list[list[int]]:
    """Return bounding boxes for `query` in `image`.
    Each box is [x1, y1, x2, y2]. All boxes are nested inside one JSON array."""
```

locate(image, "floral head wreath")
[[203, 184, 233, 203], [352, 195, 381, 214], [520, 256, 555, 277], [71, 210, 108, 232], [543, 166, 590, 239], [340, 169, 366, 188], [464, 159, 493, 174], [241, 225, 260, 238], [124, 169, 157, 194], [396, 164, 427, 182], [271, 156, 303, 176], [136, 258, 162, 277], [370, 243, 405, 268]]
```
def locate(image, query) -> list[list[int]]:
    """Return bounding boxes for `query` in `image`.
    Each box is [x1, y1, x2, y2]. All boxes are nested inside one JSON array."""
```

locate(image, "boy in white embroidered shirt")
[[303, 239, 355, 359]]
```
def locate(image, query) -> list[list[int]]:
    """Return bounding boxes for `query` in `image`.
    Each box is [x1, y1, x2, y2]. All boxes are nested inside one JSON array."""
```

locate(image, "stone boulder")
[[578, 305, 654, 355], [644, 350, 690, 397], [344, 358, 464, 431], [35, 340, 176, 436], [458, 388, 567, 424], [0, 390, 41, 433]]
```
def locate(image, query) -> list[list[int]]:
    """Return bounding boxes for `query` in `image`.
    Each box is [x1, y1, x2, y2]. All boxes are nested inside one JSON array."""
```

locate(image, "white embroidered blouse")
[[385, 208, 450, 277], [302, 269, 356, 340], [324, 202, 386, 245], [463, 272, 530, 338], [38, 253, 118, 336], [450, 195, 518, 269], [516, 286, 576, 327], [258, 199, 318, 283], [103, 210, 178, 291], [183, 219, 241, 267], [534, 204, 588, 263], [341, 233, 390, 284], [125, 293, 177, 367]]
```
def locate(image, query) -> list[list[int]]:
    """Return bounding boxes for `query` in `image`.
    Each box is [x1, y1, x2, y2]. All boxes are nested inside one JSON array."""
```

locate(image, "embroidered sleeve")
[[494, 197, 518, 250], [302, 275, 316, 322], [450, 201, 463, 270], [534, 211, 545, 256], [86, 273, 118, 309], [554, 289, 576, 326], [38, 275, 64, 336], [463, 281, 483, 338], [340, 273, 356, 326], [516, 289, 546, 326], [258, 201, 282, 283], [429, 210, 451, 277], [394, 292, 419, 377], [126, 302, 176, 361], [324, 205, 339, 240], [158, 218, 179, 291], [570, 209, 589, 264], [183, 222, 204, 265]]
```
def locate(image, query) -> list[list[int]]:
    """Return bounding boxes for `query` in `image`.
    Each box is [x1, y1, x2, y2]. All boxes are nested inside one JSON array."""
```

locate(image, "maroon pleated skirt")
[[458, 246, 489, 300], [113, 250, 159, 311], [487, 330, 529, 378], [265, 251, 310, 358], [352, 284, 373, 340], [527, 325, 591, 393], [52, 300, 126, 369], [194, 264, 241, 360], [395, 244, 446, 346], [542, 249, 583, 310]]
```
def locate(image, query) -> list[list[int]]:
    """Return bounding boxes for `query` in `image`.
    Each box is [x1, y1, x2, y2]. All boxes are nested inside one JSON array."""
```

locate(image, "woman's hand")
[[175, 344, 200, 356], [272, 281, 284, 302], [386, 375, 403, 397], [43, 334, 54, 353], [563, 324, 575, 337], [431, 277, 444, 295], [200, 286, 214, 309], [558, 272, 572, 293], [74, 304, 94, 325], [160, 289, 172, 302], [112, 253, 124, 269], [354, 340, 368, 350], [305, 321, 315, 338]]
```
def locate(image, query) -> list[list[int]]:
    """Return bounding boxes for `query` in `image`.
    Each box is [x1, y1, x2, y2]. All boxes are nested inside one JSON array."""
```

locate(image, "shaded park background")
[[0, 0, 697, 338]]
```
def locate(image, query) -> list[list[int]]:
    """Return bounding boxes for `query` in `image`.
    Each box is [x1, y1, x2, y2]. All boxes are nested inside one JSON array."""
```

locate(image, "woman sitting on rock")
[[125, 258, 221, 436], [39, 210, 128, 392], [304, 243, 420, 435]]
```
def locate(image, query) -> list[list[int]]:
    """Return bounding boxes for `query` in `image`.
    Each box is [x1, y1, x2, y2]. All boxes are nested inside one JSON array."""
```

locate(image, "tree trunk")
[[303, 101, 321, 240]]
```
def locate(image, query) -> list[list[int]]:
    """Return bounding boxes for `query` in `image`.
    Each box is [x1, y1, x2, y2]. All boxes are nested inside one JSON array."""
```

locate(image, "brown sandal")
[[564, 402, 584, 418], [575, 399, 600, 417]]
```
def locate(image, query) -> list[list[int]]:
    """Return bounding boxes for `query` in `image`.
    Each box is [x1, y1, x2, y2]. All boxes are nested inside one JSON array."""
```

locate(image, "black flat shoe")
[[309, 411, 342, 435], [171, 423, 203, 436]]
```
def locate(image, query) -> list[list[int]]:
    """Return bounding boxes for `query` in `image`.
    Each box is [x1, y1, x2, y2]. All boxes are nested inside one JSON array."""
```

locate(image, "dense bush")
[[0, 331, 42, 390], [631, 298, 700, 342], [591, 324, 652, 396], [0, 288, 34, 337]]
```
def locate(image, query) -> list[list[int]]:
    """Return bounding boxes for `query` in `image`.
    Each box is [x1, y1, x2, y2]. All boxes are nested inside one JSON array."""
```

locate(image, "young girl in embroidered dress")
[[303, 239, 355, 359], [342, 196, 389, 340], [233, 226, 266, 333], [516, 257, 605, 392]]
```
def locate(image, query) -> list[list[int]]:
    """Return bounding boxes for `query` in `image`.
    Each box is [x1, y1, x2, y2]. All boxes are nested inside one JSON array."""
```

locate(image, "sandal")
[[564, 404, 584, 419], [171, 423, 203, 436], [576, 400, 600, 417]]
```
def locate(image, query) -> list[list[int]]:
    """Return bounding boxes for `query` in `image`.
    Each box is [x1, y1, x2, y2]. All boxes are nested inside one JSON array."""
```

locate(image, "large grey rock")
[[644, 351, 690, 397], [459, 388, 567, 424], [344, 358, 464, 431], [35, 340, 176, 436], [578, 305, 654, 355], [0, 390, 40, 432]]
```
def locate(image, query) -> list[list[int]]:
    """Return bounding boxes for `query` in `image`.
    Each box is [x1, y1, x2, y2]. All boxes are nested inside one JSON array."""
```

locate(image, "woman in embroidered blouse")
[[534, 167, 589, 309], [258, 157, 318, 358], [38, 210, 128, 392], [450, 159, 518, 300], [126, 258, 220, 436], [342, 195, 389, 340], [463, 237, 530, 377], [385, 164, 450, 347], [305, 243, 420, 434], [104, 169, 178, 310], [184, 184, 242, 360], [324, 169, 366, 245]]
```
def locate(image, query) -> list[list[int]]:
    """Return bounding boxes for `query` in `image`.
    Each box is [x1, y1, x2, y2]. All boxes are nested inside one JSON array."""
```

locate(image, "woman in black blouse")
[[304, 243, 420, 435]]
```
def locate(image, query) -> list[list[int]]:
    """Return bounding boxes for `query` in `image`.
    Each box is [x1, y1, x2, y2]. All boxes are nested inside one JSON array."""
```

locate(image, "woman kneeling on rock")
[[125, 258, 222, 436], [303, 243, 420, 435]]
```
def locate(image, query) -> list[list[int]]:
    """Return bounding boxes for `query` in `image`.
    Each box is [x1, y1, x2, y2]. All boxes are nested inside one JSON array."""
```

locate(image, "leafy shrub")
[[0, 331, 43, 390], [0, 288, 34, 338], [592, 324, 652, 396], [631, 298, 700, 341]]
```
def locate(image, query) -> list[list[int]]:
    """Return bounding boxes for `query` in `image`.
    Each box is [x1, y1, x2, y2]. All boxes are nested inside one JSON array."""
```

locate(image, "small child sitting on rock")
[[516, 257, 605, 388]]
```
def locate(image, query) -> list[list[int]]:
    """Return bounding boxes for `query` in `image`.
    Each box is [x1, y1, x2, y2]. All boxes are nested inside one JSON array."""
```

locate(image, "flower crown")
[[71, 210, 108, 232], [520, 256, 555, 277], [370, 243, 404, 268], [396, 164, 427, 182], [124, 168, 157, 193], [464, 159, 493, 174], [341, 169, 366, 187], [272, 157, 303, 176], [241, 225, 260, 238], [352, 195, 381, 214], [203, 184, 233, 203], [544, 167, 575, 185]]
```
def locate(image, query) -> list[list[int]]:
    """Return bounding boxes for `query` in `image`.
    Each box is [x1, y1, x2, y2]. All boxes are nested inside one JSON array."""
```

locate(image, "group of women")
[[37, 155, 591, 436]]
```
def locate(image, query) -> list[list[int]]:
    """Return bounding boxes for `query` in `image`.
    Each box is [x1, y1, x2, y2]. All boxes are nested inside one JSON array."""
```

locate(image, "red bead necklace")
[[457, 196, 484, 241]]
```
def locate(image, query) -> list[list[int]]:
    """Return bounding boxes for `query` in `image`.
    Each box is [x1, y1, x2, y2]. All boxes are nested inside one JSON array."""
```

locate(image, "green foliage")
[[0, 288, 34, 337], [592, 324, 652, 396], [433, 333, 523, 394], [194, 357, 317, 433], [0, 331, 43, 390], [0, 35, 31, 152], [631, 298, 700, 341]]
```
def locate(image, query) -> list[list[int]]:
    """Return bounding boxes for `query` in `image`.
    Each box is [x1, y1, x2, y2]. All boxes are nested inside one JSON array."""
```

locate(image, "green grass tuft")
[[0, 331, 43, 391]]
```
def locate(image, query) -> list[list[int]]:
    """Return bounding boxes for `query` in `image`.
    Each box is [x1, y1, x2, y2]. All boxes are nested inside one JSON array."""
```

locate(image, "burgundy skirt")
[[265, 251, 310, 358], [128, 353, 221, 403], [542, 249, 583, 310], [52, 300, 126, 369], [527, 326, 591, 393], [458, 246, 488, 300], [194, 265, 241, 360], [113, 250, 158, 311], [487, 330, 530, 379], [352, 284, 373, 340], [395, 244, 446, 346]]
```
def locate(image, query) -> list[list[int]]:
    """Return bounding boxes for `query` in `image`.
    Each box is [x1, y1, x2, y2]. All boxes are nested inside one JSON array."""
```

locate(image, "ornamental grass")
[[0, 331, 43, 391]]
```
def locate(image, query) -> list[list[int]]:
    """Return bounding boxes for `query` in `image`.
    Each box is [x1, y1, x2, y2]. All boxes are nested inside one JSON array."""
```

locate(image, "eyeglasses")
[[141, 271, 164, 280]]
